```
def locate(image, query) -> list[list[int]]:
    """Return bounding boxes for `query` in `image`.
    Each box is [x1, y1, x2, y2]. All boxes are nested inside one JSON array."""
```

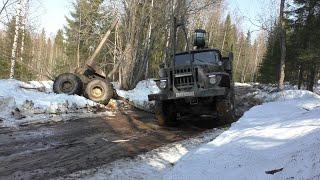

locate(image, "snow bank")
[[29, 81, 54, 93], [164, 91, 320, 179], [0, 79, 97, 127], [115, 80, 160, 112]]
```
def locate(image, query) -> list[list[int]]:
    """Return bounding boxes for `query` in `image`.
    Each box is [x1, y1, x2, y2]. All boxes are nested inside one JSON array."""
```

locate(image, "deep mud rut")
[[0, 85, 259, 179]]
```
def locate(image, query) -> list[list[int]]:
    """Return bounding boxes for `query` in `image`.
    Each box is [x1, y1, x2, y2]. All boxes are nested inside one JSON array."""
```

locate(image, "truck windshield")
[[175, 51, 220, 66]]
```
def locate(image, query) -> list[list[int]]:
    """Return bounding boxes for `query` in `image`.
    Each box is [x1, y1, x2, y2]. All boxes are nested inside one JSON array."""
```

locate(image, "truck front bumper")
[[148, 87, 227, 101]]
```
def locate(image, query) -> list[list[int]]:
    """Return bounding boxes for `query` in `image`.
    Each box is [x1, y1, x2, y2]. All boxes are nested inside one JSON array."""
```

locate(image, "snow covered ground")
[[165, 90, 320, 180], [115, 80, 160, 112], [0, 79, 100, 127]]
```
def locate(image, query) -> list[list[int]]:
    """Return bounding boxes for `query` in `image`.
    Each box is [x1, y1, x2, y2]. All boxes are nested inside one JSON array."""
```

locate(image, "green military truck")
[[148, 29, 235, 126]]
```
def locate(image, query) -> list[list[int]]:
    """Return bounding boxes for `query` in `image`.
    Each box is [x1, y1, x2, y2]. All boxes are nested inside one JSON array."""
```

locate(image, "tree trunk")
[[77, 7, 82, 68], [251, 44, 260, 82], [113, 22, 118, 81], [120, 0, 155, 90], [10, 0, 24, 79], [143, 0, 154, 80], [307, 64, 316, 92], [278, 0, 286, 90], [221, 28, 227, 51], [298, 64, 303, 90], [19, 0, 27, 62], [235, 38, 243, 77]]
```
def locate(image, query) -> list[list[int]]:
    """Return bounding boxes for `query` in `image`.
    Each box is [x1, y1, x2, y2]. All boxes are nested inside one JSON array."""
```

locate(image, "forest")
[[0, 0, 319, 91]]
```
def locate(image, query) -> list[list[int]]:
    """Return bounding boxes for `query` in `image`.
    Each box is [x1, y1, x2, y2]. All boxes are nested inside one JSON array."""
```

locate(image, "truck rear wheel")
[[84, 79, 113, 104], [53, 73, 83, 95], [155, 100, 177, 126]]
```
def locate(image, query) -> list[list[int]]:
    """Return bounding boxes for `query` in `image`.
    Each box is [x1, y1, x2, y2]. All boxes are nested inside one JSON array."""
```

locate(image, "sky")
[[38, 0, 277, 37], [39, 0, 71, 36], [228, 0, 263, 30]]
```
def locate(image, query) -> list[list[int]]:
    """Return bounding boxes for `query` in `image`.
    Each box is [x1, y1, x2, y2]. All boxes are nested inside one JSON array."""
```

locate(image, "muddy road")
[[0, 85, 260, 179], [0, 107, 212, 179]]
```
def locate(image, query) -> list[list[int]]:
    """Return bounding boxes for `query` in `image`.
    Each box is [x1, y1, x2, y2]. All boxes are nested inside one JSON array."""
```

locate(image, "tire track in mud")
[[0, 108, 205, 179], [0, 85, 259, 179]]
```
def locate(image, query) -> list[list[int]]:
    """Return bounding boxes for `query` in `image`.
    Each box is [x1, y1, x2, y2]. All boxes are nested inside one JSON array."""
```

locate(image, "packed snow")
[[115, 80, 160, 112], [0, 79, 98, 127], [164, 90, 320, 179]]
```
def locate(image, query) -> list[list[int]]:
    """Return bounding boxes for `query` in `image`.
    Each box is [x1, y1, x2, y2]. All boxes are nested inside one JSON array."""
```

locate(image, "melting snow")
[[165, 90, 320, 179], [115, 80, 160, 112], [0, 79, 98, 127]]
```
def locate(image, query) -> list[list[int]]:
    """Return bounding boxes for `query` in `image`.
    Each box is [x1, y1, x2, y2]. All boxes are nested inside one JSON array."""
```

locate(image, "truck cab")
[[149, 29, 235, 126]]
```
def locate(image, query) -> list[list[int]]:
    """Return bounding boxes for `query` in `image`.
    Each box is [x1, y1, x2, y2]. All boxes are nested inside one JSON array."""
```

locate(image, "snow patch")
[[29, 81, 54, 93], [235, 82, 252, 87], [0, 79, 99, 127], [115, 80, 160, 112]]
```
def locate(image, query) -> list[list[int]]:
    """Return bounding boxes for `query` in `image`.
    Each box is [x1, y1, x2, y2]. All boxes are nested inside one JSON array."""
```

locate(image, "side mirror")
[[222, 52, 233, 72]]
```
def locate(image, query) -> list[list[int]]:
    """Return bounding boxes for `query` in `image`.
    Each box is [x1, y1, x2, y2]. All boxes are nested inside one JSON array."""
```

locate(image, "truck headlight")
[[159, 80, 167, 89], [209, 75, 217, 84]]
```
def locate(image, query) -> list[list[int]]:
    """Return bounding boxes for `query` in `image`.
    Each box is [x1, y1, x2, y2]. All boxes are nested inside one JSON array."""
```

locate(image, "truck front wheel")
[[155, 100, 177, 126], [216, 91, 236, 126]]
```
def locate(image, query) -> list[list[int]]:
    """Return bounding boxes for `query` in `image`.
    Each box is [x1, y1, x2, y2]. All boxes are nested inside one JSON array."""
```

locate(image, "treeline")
[[258, 0, 320, 91], [0, 0, 267, 90]]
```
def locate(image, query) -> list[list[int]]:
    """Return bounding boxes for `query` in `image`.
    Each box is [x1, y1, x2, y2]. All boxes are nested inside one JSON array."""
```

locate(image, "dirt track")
[[0, 85, 259, 179], [0, 106, 208, 179]]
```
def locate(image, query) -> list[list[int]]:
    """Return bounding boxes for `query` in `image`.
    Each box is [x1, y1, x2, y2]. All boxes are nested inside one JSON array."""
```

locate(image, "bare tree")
[[19, 0, 27, 62], [0, 0, 10, 15]]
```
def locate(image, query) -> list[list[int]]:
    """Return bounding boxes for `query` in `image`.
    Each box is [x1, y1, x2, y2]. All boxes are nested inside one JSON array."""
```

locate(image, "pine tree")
[[53, 29, 67, 75], [258, 25, 281, 84], [221, 14, 236, 54], [65, 0, 111, 69], [286, 0, 320, 90]]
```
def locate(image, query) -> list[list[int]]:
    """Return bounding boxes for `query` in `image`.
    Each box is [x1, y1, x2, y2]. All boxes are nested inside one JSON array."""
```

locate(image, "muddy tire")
[[216, 90, 235, 126], [84, 79, 113, 104], [155, 100, 177, 126], [53, 73, 83, 95]]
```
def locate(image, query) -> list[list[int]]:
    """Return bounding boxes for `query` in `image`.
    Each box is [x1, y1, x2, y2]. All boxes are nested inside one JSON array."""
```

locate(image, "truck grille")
[[171, 68, 198, 91]]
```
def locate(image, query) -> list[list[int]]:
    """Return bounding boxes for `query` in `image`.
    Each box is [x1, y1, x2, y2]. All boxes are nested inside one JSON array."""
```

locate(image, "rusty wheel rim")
[[92, 86, 104, 98]]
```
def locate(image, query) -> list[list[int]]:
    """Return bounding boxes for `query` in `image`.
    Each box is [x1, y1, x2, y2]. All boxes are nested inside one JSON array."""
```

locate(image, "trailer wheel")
[[155, 100, 177, 126], [85, 79, 113, 104], [53, 73, 83, 95]]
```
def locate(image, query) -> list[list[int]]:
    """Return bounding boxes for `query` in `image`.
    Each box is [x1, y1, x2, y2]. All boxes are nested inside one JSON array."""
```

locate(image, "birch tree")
[[278, 0, 286, 90], [9, 0, 26, 79]]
